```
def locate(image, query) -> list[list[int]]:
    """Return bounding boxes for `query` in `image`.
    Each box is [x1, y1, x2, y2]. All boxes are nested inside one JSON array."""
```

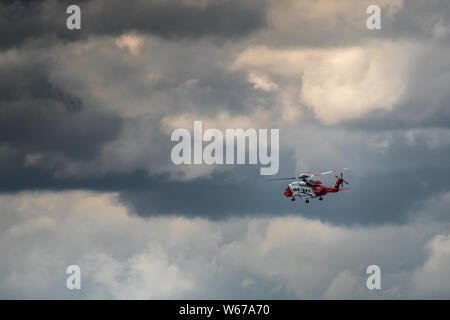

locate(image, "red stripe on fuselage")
[[284, 185, 293, 197]]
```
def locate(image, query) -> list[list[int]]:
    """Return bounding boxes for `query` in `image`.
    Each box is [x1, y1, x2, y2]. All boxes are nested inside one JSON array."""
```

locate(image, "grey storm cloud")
[[0, 0, 268, 49], [257, 0, 450, 48], [0, 1, 449, 224], [2, 0, 450, 300], [0, 43, 122, 170], [1, 144, 449, 226]]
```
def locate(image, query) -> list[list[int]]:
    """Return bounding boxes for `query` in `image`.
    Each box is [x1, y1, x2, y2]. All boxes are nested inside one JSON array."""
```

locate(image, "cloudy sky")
[[1, 0, 450, 299]]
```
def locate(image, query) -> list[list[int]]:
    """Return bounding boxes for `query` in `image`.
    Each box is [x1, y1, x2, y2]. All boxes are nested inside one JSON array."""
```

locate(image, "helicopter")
[[269, 168, 350, 203]]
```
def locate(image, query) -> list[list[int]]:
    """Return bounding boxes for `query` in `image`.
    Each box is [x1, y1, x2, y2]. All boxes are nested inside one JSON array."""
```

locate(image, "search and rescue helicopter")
[[269, 168, 350, 203]]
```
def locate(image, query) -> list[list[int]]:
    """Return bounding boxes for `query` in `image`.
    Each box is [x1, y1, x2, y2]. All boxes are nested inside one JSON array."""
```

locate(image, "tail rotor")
[[335, 172, 350, 188]]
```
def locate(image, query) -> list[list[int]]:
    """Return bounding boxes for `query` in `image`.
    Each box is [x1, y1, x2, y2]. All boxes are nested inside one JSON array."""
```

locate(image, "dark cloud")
[[0, 57, 81, 111], [387, 0, 450, 41], [0, 0, 268, 50], [262, 0, 450, 48], [117, 166, 450, 226], [0, 0, 449, 229], [3, 0, 450, 300], [0, 44, 122, 165], [0, 99, 121, 160], [84, 0, 268, 39], [1, 141, 449, 226]]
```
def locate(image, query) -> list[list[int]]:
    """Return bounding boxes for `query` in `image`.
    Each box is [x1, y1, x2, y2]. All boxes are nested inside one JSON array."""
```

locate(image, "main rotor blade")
[[309, 168, 348, 178], [266, 177, 296, 181]]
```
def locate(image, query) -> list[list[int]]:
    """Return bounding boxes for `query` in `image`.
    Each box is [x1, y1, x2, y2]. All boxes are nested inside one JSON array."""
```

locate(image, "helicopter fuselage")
[[284, 177, 346, 202], [275, 168, 350, 203]]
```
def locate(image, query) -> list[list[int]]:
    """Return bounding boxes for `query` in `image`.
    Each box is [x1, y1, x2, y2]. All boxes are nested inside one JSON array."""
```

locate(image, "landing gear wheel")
[[305, 199, 310, 203], [291, 197, 295, 201], [319, 197, 323, 201]]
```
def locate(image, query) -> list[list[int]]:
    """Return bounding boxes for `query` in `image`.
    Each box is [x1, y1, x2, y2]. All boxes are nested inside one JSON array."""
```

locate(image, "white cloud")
[[233, 42, 412, 124], [1, 191, 450, 299], [410, 234, 450, 298], [247, 72, 279, 92], [115, 34, 144, 55]]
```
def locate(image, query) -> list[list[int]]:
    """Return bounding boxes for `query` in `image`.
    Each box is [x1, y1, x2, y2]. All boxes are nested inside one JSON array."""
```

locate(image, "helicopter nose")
[[284, 185, 293, 197]]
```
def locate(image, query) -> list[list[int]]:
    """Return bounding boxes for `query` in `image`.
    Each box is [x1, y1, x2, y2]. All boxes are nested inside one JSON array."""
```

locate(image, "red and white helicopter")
[[270, 168, 350, 203]]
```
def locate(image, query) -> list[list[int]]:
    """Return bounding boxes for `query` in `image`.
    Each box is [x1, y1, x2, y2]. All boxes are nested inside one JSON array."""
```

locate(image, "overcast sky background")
[[1, 0, 450, 299]]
